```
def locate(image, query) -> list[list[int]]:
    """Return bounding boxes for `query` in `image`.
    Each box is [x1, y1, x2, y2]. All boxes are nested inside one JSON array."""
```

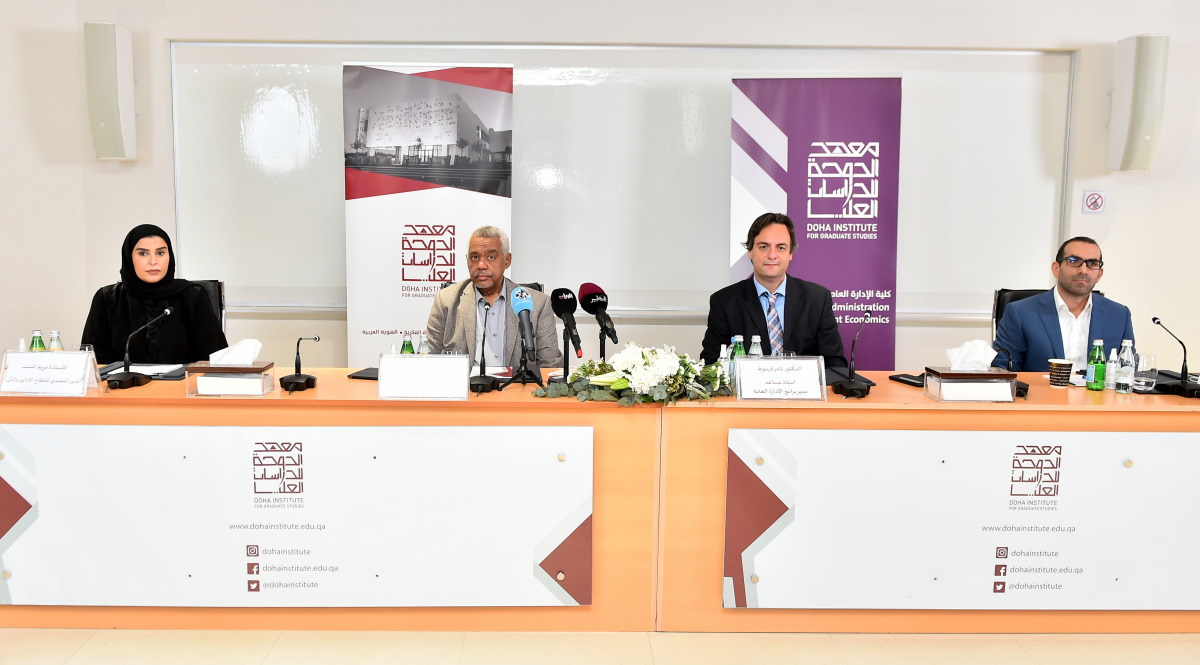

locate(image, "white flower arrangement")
[[534, 342, 731, 406]]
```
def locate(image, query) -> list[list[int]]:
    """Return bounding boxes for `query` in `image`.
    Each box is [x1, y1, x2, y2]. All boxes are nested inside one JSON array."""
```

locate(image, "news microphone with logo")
[[579, 282, 618, 344], [550, 288, 584, 358], [831, 309, 871, 398], [511, 287, 537, 357], [107, 307, 172, 390]]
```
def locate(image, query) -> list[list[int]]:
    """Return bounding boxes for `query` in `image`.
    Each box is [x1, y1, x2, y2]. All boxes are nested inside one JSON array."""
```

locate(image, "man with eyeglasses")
[[426, 225, 562, 369], [993, 236, 1134, 372]]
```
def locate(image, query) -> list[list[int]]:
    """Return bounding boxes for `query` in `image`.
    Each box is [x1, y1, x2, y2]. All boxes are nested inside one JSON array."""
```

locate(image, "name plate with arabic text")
[[735, 356, 827, 401], [0, 350, 95, 396]]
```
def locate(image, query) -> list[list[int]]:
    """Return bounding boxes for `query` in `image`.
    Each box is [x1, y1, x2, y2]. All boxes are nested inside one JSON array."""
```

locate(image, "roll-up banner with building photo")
[[730, 78, 900, 369], [343, 66, 513, 367]]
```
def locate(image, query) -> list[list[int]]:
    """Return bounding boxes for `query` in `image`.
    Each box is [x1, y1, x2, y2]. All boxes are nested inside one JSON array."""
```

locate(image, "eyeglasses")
[[1060, 256, 1103, 270]]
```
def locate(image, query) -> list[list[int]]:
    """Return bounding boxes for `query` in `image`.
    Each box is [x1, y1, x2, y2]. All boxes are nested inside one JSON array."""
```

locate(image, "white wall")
[[3, 0, 1196, 371]]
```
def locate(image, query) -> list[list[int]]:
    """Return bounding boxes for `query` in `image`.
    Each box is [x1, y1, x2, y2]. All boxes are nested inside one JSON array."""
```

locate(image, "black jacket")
[[701, 276, 847, 368], [81, 282, 228, 364]]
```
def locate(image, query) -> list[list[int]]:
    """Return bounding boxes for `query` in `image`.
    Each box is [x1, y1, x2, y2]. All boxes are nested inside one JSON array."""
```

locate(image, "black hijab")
[[119, 224, 191, 299]]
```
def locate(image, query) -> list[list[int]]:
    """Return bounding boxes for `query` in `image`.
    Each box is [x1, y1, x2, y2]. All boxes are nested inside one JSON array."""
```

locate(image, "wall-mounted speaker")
[[84, 22, 137, 160], [1109, 34, 1169, 172]]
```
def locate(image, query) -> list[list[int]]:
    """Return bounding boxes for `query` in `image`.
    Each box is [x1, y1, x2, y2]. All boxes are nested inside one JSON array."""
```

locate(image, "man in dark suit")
[[700, 212, 847, 368], [993, 236, 1134, 372]]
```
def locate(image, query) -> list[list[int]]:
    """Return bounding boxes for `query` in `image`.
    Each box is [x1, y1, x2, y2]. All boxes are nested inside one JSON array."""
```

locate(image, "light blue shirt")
[[475, 287, 507, 369], [753, 277, 786, 331]]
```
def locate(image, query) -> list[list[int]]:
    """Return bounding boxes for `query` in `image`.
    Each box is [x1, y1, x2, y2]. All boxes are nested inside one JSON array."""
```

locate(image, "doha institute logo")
[[252, 441, 304, 496], [1009, 444, 1062, 508]]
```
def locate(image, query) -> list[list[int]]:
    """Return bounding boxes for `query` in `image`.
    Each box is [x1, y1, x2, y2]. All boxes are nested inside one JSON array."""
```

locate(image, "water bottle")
[[1085, 339, 1105, 391], [1114, 339, 1135, 394], [730, 335, 746, 358], [748, 335, 764, 357], [1104, 348, 1117, 390], [48, 330, 65, 352], [28, 330, 47, 352], [730, 335, 746, 392], [400, 334, 415, 354], [417, 333, 432, 355]]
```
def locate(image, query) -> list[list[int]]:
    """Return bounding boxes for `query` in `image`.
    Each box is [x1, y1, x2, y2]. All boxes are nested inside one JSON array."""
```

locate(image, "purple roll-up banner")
[[730, 78, 901, 370]]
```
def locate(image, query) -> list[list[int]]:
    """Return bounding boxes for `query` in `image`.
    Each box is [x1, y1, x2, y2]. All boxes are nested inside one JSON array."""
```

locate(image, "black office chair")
[[195, 279, 226, 331], [992, 288, 1103, 339]]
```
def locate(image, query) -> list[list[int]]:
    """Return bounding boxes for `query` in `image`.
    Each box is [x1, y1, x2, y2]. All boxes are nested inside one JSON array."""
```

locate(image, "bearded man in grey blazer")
[[426, 225, 563, 369]]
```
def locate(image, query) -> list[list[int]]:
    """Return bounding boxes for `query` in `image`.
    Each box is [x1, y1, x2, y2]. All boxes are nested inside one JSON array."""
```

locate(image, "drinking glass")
[[1133, 353, 1157, 392]]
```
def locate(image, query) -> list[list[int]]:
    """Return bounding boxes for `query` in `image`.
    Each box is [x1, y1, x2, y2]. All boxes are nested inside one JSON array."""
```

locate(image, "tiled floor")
[[4, 630, 1200, 665]]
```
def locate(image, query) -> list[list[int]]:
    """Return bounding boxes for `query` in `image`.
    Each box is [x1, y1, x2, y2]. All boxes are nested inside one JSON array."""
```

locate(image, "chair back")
[[195, 280, 226, 331], [992, 288, 1104, 339]]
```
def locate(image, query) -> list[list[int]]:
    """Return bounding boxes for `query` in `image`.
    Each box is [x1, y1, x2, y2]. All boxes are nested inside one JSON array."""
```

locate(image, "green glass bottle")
[[1085, 339, 1105, 391], [730, 335, 746, 358], [29, 329, 47, 352], [400, 334, 415, 355]]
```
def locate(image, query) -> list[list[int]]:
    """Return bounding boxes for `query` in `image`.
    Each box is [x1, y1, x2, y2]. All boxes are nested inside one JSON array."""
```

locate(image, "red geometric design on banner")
[[723, 448, 788, 608], [410, 67, 513, 94], [538, 514, 593, 605], [0, 476, 32, 540], [345, 168, 444, 201]]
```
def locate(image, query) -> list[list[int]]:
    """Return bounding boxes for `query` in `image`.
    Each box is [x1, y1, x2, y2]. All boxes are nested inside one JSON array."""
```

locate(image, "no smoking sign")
[[1082, 189, 1106, 214]]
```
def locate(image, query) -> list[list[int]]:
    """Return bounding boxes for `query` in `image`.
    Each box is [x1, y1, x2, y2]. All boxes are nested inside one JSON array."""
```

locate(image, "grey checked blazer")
[[425, 277, 563, 368]]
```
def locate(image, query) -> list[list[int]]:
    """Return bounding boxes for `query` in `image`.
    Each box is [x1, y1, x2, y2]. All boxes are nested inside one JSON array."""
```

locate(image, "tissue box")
[[186, 361, 274, 397], [924, 366, 1017, 403]]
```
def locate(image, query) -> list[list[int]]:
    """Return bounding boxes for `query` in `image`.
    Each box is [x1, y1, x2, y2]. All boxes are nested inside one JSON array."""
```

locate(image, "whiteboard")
[[171, 43, 1071, 318]]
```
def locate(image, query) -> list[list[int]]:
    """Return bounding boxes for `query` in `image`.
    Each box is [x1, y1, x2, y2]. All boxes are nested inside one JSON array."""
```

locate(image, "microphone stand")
[[1153, 317, 1200, 397], [599, 329, 607, 362], [500, 343, 543, 390], [831, 310, 872, 398], [279, 336, 319, 393], [549, 327, 570, 384], [470, 303, 499, 395], [107, 308, 171, 390]]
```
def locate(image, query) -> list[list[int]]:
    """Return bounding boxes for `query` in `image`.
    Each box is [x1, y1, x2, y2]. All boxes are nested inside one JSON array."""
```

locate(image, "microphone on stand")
[[511, 287, 537, 358], [831, 309, 872, 398], [1152, 317, 1200, 397], [470, 303, 499, 394], [579, 283, 617, 344], [550, 288, 583, 359], [107, 308, 172, 390], [500, 287, 544, 389], [279, 336, 320, 393]]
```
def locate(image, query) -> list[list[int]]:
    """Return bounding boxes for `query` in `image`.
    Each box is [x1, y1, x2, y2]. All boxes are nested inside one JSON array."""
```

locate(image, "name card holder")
[[735, 356, 827, 401], [0, 350, 95, 396], [378, 354, 470, 400]]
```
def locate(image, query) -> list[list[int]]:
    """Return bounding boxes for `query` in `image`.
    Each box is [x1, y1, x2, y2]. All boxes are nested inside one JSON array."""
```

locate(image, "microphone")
[[511, 287, 537, 358], [469, 303, 498, 394], [831, 309, 871, 398], [279, 335, 320, 392], [1153, 317, 1200, 397], [106, 308, 172, 390], [579, 283, 618, 344], [550, 288, 584, 358]]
